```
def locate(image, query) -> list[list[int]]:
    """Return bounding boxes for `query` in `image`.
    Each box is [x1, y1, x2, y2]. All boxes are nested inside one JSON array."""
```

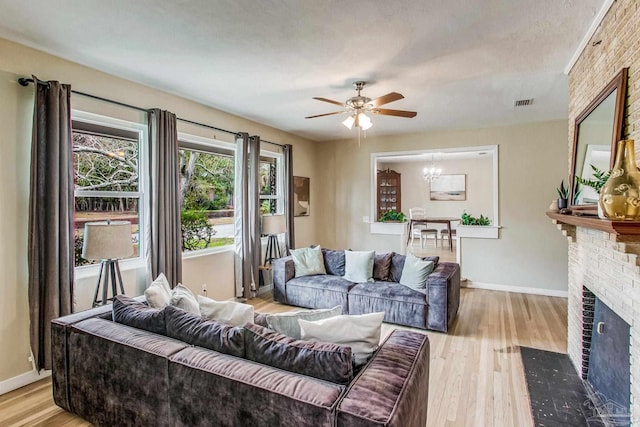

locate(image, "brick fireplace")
[[553, 217, 640, 423]]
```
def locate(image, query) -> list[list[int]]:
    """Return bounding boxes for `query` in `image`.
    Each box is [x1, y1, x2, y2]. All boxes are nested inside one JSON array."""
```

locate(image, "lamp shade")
[[82, 221, 133, 260], [262, 214, 286, 235]]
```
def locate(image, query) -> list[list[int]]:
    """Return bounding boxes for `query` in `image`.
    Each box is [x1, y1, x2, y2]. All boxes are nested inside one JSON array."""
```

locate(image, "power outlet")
[[201, 284, 208, 297]]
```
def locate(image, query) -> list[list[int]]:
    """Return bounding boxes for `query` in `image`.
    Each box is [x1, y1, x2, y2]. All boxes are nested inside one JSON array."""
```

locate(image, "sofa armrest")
[[426, 262, 460, 332], [337, 330, 430, 427], [273, 256, 295, 304]]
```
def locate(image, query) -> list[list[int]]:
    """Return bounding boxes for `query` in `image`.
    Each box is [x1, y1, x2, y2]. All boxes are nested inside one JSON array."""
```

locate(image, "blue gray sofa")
[[273, 250, 460, 333], [51, 296, 430, 427]]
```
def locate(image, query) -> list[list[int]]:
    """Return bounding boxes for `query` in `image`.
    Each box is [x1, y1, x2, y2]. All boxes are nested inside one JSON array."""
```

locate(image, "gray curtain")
[[148, 108, 182, 287], [28, 76, 74, 371], [283, 144, 295, 251], [234, 133, 261, 298]]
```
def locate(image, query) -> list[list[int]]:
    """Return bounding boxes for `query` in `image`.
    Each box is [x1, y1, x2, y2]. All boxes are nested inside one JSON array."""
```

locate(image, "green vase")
[[599, 139, 640, 220]]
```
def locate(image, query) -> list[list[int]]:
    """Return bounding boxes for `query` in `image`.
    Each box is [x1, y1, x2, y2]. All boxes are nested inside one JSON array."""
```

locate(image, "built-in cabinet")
[[377, 169, 401, 219]]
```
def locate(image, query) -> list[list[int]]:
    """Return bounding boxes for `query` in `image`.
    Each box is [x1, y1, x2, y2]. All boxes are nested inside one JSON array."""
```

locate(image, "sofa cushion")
[[343, 250, 375, 283], [169, 283, 200, 315], [265, 306, 342, 340], [390, 254, 439, 282], [198, 295, 254, 327], [287, 275, 356, 292], [399, 253, 435, 289], [291, 246, 327, 277], [164, 305, 245, 358], [373, 252, 393, 281], [112, 295, 166, 336], [299, 312, 385, 367], [349, 281, 427, 305], [243, 323, 353, 385], [322, 248, 346, 276], [144, 273, 172, 308]]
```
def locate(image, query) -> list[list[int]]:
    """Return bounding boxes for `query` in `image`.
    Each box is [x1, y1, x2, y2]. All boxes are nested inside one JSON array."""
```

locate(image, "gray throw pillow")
[[164, 305, 245, 358], [399, 253, 435, 289], [243, 323, 353, 385], [373, 253, 393, 281], [290, 246, 327, 277], [322, 248, 346, 276], [265, 306, 342, 339], [112, 295, 166, 336]]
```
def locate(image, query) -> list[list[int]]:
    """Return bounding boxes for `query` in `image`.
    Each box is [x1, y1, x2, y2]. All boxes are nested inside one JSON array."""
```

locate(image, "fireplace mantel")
[[546, 211, 640, 238]]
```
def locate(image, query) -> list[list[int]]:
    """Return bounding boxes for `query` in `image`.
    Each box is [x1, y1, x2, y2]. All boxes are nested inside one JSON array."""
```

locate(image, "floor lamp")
[[82, 220, 133, 307], [262, 214, 286, 265]]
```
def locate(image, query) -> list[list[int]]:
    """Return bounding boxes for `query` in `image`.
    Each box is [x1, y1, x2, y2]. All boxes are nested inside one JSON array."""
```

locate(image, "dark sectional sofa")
[[52, 297, 431, 427], [274, 249, 461, 332]]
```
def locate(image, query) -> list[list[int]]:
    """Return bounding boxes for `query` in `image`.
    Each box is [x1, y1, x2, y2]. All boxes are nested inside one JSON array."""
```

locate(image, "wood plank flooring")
[[0, 287, 567, 427]]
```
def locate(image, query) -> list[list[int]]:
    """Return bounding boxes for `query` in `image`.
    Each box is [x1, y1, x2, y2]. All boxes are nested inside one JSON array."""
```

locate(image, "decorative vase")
[[599, 139, 640, 220], [557, 198, 568, 210]]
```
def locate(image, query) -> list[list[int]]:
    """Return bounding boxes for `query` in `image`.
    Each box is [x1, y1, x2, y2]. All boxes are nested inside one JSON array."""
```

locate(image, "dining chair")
[[409, 207, 438, 248]]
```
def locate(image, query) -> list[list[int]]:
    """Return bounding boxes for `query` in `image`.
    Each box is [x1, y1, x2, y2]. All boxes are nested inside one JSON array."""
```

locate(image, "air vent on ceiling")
[[514, 98, 534, 107]]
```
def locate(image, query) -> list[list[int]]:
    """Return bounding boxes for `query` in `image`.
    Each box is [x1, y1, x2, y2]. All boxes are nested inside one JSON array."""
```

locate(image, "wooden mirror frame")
[[569, 67, 628, 213]]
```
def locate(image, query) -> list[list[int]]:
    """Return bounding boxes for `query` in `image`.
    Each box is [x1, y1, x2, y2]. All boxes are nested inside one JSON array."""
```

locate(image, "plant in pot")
[[556, 179, 569, 209], [575, 165, 611, 218], [379, 209, 407, 222], [460, 211, 491, 226]]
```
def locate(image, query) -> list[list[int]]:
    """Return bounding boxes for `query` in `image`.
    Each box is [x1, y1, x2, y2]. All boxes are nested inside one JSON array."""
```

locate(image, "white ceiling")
[[0, 0, 605, 142]]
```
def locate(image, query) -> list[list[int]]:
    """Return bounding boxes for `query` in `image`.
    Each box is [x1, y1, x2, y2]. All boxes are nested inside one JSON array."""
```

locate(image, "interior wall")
[[315, 120, 569, 292], [0, 37, 317, 386], [380, 156, 493, 221]]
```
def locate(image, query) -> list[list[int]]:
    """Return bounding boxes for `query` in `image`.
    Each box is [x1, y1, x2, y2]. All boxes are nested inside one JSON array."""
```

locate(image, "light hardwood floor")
[[0, 287, 567, 427]]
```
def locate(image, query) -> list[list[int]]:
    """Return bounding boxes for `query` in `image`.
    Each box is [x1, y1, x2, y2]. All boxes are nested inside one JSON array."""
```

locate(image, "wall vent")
[[514, 98, 534, 107]]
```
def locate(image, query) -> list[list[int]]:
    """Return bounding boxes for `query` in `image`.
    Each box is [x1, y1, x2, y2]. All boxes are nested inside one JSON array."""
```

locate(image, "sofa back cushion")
[[265, 306, 342, 340], [390, 254, 439, 282], [164, 305, 245, 358], [112, 295, 166, 336], [322, 248, 346, 276], [243, 323, 353, 385]]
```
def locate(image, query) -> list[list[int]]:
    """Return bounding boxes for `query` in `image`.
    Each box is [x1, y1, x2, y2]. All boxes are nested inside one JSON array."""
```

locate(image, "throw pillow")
[[290, 246, 327, 277], [243, 323, 353, 385], [169, 284, 200, 315], [299, 312, 385, 367], [390, 254, 439, 282], [373, 252, 393, 281], [343, 250, 375, 283], [198, 295, 254, 327], [265, 306, 342, 339], [322, 248, 346, 276], [112, 295, 166, 336], [399, 252, 435, 289], [144, 273, 172, 308], [164, 305, 245, 358]]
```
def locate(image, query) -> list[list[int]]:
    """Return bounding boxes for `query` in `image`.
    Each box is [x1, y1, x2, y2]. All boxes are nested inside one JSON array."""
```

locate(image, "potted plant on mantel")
[[556, 179, 569, 210]]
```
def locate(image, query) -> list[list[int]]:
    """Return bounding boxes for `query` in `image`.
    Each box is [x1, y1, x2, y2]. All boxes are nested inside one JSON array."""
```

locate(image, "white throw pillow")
[[343, 250, 375, 283], [299, 312, 385, 366], [290, 246, 327, 277], [399, 253, 435, 289], [144, 273, 172, 308], [169, 283, 200, 314], [266, 306, 342, 340], [198, 295, 254, 327]]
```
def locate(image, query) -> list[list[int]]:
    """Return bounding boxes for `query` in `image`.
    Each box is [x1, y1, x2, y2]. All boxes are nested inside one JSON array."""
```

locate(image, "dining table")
[[406, 217, 460, 252]]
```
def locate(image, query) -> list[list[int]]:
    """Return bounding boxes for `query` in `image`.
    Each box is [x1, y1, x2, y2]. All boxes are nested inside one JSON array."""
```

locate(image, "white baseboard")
[[464, 281, 568, 298], [0, 369, 51, 395]]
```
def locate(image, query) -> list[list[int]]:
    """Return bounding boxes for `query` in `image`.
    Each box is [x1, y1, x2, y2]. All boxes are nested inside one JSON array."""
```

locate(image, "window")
[[260, 155, 283, 215], [72, 112, 147, 267]]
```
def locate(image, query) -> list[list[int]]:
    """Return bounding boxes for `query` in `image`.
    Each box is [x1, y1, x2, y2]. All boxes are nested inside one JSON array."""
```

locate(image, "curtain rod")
[[17, 77, 291, 145]]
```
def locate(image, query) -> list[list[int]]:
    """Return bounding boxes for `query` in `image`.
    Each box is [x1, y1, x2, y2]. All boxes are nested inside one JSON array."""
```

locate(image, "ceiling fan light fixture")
[[342, 115, 355, 129], [358, 113, 372, 130]]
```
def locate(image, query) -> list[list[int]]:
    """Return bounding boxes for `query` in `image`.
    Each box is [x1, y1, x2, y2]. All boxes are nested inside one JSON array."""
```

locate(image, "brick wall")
[[568, 0, 640, 422]]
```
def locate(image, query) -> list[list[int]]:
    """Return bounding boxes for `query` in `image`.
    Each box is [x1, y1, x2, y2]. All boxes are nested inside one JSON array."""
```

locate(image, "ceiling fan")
[[305, 81, 417, 130]]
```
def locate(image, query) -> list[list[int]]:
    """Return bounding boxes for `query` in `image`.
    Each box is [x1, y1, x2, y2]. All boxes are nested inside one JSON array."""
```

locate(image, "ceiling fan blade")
[[305, 111, 347, 119], [368, 92, 404, 107], [372, 108, 417, 118], [312, 97, 346, 107]]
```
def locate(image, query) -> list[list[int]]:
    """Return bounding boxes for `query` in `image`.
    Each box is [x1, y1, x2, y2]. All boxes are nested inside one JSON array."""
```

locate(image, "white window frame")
[[259, 152, 284, 215], [72, 110, 149, 277]]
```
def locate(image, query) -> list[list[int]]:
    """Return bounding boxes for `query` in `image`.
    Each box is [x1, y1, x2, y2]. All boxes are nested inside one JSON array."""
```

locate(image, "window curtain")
[[28, 76, 74, 371], [283, 144, 295, 251], [234, 133, 261, 298], [148, 108, 182, 287]]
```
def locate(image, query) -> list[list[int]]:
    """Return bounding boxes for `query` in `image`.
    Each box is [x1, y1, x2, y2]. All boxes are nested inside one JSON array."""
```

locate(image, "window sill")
[[74, 257, 147, 280], [182, 245, 234, 260]]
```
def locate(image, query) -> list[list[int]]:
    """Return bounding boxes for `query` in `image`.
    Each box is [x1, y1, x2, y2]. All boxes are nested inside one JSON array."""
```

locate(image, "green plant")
[[181, 210, 217, 251], [556, 179, 569, 200], [575, 164, 611, 194], [460, 211, 491, 226], [379, 210, 407, 222]]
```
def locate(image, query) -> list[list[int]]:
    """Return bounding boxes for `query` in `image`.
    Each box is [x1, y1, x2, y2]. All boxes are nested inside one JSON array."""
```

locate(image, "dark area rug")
[[520, 346, 603, 427]]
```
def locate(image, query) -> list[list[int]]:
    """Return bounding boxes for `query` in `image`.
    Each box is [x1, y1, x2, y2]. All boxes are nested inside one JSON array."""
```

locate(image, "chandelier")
[[423, 155, 441, 182]]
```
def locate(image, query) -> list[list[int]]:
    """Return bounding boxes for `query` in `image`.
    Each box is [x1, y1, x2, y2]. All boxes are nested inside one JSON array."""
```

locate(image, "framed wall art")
[[293, 176, 310, 216], [430, 174, 466, 201]]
